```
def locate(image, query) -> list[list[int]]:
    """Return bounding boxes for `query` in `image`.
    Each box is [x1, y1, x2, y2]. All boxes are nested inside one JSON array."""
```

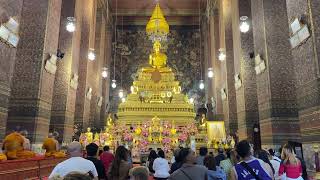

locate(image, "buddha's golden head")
[[87, 127, 91, 132], [153, 41, 161, 53]]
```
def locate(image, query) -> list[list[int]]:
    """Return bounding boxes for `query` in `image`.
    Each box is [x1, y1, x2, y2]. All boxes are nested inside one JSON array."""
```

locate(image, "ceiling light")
[[102, 67, 108, 78], [240, 16, 250, 33], [218, 48, 226, 61], [66, 17, 76, 32], [111, 79, 117, 89], [88, 48, 95, 61], [208, 68, 214, 78], [199, 80, 205, 90]]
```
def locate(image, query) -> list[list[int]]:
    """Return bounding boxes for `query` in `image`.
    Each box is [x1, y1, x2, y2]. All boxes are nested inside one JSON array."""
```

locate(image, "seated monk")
[[42, 138, 66, 158], [3, 132, 35, 160]]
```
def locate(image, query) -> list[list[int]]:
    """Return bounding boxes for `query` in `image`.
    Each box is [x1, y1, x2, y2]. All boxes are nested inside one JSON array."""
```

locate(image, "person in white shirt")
[[48, 141, 98, 180], [153, 150, 170, 180], [268, 149, 281, 180]]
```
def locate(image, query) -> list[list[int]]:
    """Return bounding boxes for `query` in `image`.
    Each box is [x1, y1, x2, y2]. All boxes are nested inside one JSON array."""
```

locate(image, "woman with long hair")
[[147, 150, 158, 173], [108, 146, 131, 180], [279, 144, 303, 180], [256, 150, 275, 175]]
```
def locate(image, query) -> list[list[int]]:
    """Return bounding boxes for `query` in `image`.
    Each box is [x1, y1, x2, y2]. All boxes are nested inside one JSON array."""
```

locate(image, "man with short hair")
[[48, 141, 98, 179], [196, 147, 208, 165], [215, 148, 226, 166], [130, 166, 149, 180], [100, 145, 114, 176], [86, 143, 106, 179], [230, 140, 273, 180]]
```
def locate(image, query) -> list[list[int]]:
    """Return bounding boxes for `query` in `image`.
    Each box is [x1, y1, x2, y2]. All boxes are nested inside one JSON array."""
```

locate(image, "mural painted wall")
[[109, 25, 205, 112]]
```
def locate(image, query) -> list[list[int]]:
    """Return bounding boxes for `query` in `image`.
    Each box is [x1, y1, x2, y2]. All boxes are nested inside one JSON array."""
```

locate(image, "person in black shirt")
[[86, 143, 106, 180], [215, 148, 226, 166]]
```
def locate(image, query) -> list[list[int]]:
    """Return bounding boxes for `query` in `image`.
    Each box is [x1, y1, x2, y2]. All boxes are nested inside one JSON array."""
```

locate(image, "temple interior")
[[0, 0, 320, 179]]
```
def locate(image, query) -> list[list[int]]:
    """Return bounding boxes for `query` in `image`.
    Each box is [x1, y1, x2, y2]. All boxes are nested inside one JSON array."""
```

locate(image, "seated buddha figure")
[[85, 127, 93, 144], [149, 41, 167, 68], [3, 132, 35, 160], [42, 137, 66, 158]]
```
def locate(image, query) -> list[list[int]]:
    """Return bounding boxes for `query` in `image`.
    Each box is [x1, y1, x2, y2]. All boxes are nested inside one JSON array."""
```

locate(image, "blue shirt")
[[234, 157, 272, 180]]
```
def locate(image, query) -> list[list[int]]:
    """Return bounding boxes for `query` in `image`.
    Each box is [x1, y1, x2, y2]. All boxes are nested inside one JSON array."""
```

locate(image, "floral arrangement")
[[178, 133, 188, 142], [162, 137, 171, 144], [123, 133, 133, 141]]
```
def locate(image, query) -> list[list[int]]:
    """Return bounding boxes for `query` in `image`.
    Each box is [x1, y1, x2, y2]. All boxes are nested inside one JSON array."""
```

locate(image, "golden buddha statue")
[[149, 41, 167, 68], [85, 127, 93, 143], [200, 114, 207, 127]]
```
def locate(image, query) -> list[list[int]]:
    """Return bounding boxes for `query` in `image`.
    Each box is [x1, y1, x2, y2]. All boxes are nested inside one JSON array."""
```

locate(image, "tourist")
[[153, 150, 170, 179], [215, 148, 226, 166], [128, 149, 133, 166], [204, 155, 226, 180], [48, 141, 98, 179], [196, 147, 208, 165], [170, 149, 182, 174], [169, 148, 208, 180], [100, 145, 114, 176], [147, 150, 158, 173], [267, 150, 281, 180], [129, 166, 149, 180], [268, 148, 281, 162], [279, 144, 303, 180], [108, 146, 131, 180], [230, 140, 273, 180], [86, 143, 106, 179], [220, 149, 239, 178], [256, 150, 275, 176]]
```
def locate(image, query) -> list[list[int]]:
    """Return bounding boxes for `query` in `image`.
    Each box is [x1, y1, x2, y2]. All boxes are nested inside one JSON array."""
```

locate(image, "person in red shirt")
[[100, 145, 115, 178], [279, 144, 303, 180]]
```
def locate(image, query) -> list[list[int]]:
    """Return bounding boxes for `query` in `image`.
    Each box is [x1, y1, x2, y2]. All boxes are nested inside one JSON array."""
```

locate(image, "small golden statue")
[[149, 41, 167, 68], [85, 127, 93, 144], [106, 113, 113, 127], [200, 114, 207, 127]]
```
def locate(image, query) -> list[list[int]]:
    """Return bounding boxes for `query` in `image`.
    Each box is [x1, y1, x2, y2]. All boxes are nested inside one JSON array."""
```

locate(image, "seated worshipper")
[[49, 132, 60, 151], [42, 137, 66, 158], [169, 148, 208, 180], [100, 145, 114, 176], [2, 132, 35, 160], [48, 141, 98, 179], [215, 148, 226, 166], [204, 155, 226, 180], [129, 166, 149, 180], [108, 145, 132, 180], [230, 140, 273, 180], [86, 143, 106, 179], [153, 150, 170, 179], [196, 147, 208, 165]]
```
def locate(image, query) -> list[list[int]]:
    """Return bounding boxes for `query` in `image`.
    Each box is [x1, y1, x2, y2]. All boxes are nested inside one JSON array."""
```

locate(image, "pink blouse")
[[279, 161, 302, 178]]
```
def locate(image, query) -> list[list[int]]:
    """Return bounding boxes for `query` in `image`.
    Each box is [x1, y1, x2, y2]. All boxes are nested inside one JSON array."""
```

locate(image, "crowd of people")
[[48, 140, 308, 180]]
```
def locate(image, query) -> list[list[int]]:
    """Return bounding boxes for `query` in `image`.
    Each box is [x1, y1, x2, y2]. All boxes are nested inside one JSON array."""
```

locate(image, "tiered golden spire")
[[146, 3, 169, 39], [146, 3, 169, 68]]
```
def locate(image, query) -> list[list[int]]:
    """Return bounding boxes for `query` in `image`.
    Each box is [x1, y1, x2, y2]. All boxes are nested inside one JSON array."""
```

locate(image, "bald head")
[[67, 141, 82, 157]]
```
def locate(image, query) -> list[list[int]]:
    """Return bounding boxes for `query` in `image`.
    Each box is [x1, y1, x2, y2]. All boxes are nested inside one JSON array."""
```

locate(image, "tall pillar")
[[50, 0, 82, 143], [100, 25, 113, 128], [251, 0, 300, 147], [75, 0, 95, 130], [220, 0, 238, 134], [208, 8, 224, 121], [0, 1, 23, 141], [232, 0, 259, 142], [7, 0, 62, 144]]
